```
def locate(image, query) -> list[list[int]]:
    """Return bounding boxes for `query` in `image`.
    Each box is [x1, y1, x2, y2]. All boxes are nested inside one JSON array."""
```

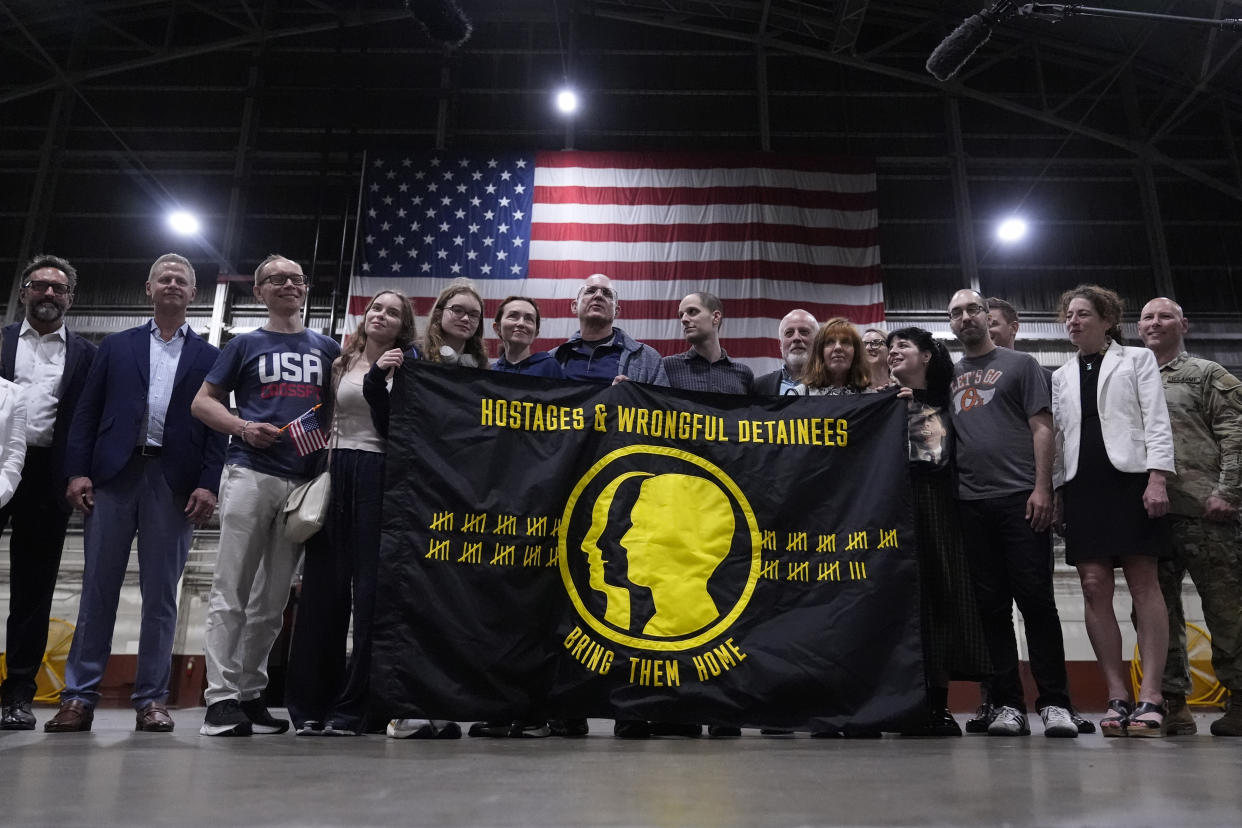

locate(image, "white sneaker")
[[1039, 705, 1078, 738], [987, 705, 1030, 736]]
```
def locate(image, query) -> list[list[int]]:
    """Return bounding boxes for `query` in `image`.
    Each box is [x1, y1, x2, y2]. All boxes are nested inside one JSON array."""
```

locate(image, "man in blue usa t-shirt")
[[191, 254, 340, 737]]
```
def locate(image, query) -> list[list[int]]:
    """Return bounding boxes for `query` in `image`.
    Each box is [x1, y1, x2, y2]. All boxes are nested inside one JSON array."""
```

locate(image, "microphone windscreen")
[[925, 15, 992, 81], [405, 0, 473, 48]]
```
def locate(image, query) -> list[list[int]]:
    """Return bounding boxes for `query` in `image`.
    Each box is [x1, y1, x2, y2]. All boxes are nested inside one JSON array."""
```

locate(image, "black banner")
[[372, 362, 924, 731]]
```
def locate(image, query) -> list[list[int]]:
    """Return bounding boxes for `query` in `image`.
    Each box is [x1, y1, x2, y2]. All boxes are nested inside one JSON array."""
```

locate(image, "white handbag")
[[284, 469, 331, 543]]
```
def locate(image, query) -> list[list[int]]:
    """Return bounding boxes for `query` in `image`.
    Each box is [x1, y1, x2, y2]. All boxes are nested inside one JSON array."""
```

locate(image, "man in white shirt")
[[0, 254, 97, 730]]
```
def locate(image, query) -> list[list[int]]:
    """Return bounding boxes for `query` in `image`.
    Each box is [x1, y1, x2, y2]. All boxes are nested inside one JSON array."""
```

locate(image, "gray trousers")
[[203, 464, 304, 706]]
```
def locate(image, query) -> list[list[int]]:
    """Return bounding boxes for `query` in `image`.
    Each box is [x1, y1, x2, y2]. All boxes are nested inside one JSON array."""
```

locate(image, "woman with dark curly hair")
[[887, 326, 990, 736], [1052, 284, 1174, 736]]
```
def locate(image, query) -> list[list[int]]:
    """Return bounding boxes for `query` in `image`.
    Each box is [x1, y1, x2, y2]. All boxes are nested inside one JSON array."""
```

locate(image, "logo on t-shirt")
[[258, 352, 326, 400], [950, 367, 1003, 414]]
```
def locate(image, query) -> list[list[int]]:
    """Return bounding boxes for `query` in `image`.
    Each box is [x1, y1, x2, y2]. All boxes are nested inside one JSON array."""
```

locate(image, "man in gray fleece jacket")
[[552, 273, 669, 386]]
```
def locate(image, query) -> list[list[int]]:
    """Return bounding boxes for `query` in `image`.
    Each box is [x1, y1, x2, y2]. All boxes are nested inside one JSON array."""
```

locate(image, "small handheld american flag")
[[284, 404, 329, 457]]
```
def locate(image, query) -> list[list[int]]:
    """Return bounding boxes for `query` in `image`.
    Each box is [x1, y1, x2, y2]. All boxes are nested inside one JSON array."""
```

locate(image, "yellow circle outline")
[[558, 444, 761, 651]]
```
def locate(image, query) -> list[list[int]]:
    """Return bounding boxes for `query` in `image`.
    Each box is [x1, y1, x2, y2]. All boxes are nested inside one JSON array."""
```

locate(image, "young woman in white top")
[[286, 289, 416, 736]]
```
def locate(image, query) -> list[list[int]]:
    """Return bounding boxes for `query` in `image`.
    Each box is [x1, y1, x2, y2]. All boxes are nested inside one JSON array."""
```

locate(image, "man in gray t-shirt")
[[947, 288, 1078, 739], [951, 345, 1050, 499]]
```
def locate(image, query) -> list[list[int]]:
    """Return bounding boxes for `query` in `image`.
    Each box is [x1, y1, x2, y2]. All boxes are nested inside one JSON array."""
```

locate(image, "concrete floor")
[[2, 710, 1240, 827]]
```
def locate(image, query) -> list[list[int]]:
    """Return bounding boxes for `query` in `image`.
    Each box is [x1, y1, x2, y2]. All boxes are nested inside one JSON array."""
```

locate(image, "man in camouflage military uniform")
[[1139, 297, 1242, 737]]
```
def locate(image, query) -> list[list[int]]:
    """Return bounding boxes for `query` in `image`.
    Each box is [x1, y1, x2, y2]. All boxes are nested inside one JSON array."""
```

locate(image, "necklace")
[[1080, 344, 1109, 372]]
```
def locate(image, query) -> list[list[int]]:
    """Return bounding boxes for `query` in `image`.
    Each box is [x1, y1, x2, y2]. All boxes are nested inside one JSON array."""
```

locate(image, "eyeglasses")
[[23, 279, 72, 295], [948, 304, 986, 320], [444, 304, 481, 322], [862, 339, 886, 349], [260, 273, 306, 286]]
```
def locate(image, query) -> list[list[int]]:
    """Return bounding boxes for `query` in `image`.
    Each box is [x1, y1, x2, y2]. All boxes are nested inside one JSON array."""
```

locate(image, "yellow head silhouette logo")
[[561, 446, 760, 652], [582, 473, 734, 637]]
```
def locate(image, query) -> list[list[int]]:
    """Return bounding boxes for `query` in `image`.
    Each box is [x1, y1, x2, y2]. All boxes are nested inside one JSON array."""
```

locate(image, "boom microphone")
[[926, 0, 1017, 81], [405, 0, 473, 48]]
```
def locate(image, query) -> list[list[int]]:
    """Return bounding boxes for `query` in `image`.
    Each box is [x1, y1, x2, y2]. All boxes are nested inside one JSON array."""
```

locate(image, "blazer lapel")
[[58, 329, 86, 396], [1062, 354, 1081, 412], [1097, 337, 1127, 402], [172, 328, 201, 389], [132, 324, 152, 387]]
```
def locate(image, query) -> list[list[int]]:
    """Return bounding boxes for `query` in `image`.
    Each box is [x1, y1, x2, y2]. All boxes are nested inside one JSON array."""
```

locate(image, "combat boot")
[[1163, 694, 1197, 736], [1209, 691, 1242, 737]]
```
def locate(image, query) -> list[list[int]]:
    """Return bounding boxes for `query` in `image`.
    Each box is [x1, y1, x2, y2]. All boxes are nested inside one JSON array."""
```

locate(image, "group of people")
[[0, 253, 1238, 742]]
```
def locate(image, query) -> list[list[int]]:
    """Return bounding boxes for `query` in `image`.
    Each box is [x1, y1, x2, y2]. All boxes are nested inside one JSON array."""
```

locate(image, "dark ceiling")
[[1, 0, 1239, 341]]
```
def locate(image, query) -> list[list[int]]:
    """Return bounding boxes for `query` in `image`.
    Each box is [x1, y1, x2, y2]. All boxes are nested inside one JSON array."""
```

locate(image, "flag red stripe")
[[528, 222, 879, 247], [524, 260, 882, 285], [534, 150, 875, 174], [348, 295, 883, 326], [512, 337, 843, 360], [533, 185, 876, 211]]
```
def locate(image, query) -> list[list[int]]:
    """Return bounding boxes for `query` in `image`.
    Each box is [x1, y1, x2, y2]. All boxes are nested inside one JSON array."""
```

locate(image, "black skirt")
[[1063, 358, 1168, 567]]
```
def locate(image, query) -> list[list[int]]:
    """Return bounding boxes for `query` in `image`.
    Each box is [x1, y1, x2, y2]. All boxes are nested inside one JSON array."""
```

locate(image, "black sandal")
[[1125, 701, 1166, 738], [1101, 698, 1131, 737]]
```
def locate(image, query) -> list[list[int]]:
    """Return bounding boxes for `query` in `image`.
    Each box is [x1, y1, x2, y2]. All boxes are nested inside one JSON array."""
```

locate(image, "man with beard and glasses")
[[0, 254, 97, 730], [946, 288, 1080, 739], [754, 309, 818, 395]]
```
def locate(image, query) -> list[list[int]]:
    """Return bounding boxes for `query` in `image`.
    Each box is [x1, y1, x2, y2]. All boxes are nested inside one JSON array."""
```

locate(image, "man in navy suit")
[[0, 254, 97, 730], [42, 254, 225, 733]]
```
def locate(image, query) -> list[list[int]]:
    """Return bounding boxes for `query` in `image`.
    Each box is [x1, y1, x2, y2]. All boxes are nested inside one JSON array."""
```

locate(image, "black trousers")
[[959, 492, 1071, 712], [0, 447, 72, 704], [286, 449, 383, 731]]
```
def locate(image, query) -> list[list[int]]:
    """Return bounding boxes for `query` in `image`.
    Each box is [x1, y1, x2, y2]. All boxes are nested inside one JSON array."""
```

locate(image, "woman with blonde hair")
[[286, 289, 417, 736], [1052, 284, 1174, 736]]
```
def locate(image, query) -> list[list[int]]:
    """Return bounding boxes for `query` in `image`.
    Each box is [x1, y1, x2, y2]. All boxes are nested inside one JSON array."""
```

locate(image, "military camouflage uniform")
[[1156, 352, 1242, 696]]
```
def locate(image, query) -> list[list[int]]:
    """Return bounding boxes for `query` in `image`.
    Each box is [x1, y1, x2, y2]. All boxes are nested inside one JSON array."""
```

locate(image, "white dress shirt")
[[0, 376, 28, 506], [13, 320, 67, 447], [144, 320, 189, 447]]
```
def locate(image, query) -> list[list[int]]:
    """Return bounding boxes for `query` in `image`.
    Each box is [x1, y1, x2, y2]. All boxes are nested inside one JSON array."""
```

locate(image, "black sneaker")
[[650, 722, 703, 737], [707, 725, 741, 738], [613, 719, 651, 739], [239, 698, 290, 734], [964, 703, 994, 734], [468, 721, 511, 738], [549, 718, 589, 737], [200, 700, 253, 737], [509, 720, 552, 738], [1070, 709, 1096, 735]]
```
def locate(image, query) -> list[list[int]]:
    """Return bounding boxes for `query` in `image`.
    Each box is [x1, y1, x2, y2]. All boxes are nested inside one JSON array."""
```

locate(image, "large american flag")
[[347, 151, 883, 373]]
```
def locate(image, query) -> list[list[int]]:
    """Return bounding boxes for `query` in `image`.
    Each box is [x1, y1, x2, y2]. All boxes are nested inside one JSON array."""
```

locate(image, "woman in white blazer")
[[1052, 284, 1174, 737], [0, 376, 28, 508]]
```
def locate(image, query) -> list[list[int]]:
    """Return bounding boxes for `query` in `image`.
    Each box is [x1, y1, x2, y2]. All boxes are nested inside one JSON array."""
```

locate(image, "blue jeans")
[[62, 455, 193, 709]]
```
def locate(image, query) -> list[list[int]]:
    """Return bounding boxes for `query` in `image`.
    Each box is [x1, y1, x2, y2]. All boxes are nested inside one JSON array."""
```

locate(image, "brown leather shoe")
[[136, 702, 175, 732], [44, 699, 94, 733]]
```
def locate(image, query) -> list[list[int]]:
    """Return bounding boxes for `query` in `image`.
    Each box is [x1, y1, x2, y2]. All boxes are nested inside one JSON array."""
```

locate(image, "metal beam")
[[588, 7, 1242, 203], [946, 97, 979, 294]]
